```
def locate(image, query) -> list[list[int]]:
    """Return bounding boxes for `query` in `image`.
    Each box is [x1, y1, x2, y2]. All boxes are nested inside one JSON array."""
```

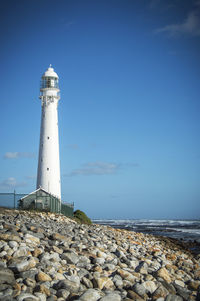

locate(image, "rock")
[[36, 271, 52, 282], [34, 284, 51, 296], [94, 257, 105, 265], [165, 294, 183, 301], [55, 278, 80, 293], [82, 276, 93, 288], [79, 288, 101, 301], [127, 290, 144, 300], [53, 273, 66, 280], [9, 257, 38, 272], [187, 280, 200, 290], [19, 269, 38, 279], [135, 261, 148, 274], [132, 283, 147, 298], [94, 276, 114, 290], [34, 293, 47, 301], [9, 241, 19, 248], [99, 293, 121, 301], [33, 248, 43, 257], [117, 269, 136, 283], [155, 268, 172, 283], [51, 233, 69, 242], [56, 289, 70, 299], [0, 268, 15, 284], [24, 278, 36, 288], [13, 247, 29, 258], [61, 251, 79, 264], [0, 287, 13, 298], [52, 246, 63, 254], [152, 285, 169, 300], [0, 233, 21, 243], [24, 233, 40, 245], [17, 293, 40, 301], [173, 284, 191, 300], [142, 280, 158, 294], [174, 280, 185, 287]]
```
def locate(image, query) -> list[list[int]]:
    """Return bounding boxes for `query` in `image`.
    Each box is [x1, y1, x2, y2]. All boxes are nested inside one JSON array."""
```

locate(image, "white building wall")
[[36, 71, 61, 200]]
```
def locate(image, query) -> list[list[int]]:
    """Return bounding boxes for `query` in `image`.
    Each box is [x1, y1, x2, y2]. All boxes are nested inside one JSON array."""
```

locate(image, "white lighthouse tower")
[[36, 65, 61, 200]]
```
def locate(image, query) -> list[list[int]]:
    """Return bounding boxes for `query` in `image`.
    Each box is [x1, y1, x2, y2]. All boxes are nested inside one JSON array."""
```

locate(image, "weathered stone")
[[188, 280, 200, 290], [8, 241, 19, 248], [135, 261, 148, 274], [142, 280, 158, 294], [33, 248, 43, 257], [24, 278, 36, 288], [34, 293, 47, 301], [117, 269, 136, 283], [155, 268, 172, 283], [34, 284, 51, 296], [13, 247, 29, 258], [173, 284, 191, 300], [61, 251, 79, 264], [99, 293, 121, 301], [55, 278, 80, 293], [133, 283, 147, 298], [24, 233, 40, 245], [9, 257, 38, 272], [52, 245, 63, 254], [165, 294, 183, 301], [0, 268, 15, 284], [82, 276, 93, 288], [152, 285, 169, 300], [19, 269, 38, 279], [51, 233, 69, 242], [127, 290, 144, 300], [53, 273, 66, 280], [56, 289, 70, 299], [0, 233, 21, 243], [36, 271, 52, 282], [79, 288, 101, 301], [174, 280, 185, 287], [17, 293, 40, 301]]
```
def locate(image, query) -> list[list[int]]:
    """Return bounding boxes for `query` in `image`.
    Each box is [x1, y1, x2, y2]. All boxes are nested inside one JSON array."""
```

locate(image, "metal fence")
[[0, 191, 74, 217], [0, 191, 26, 209], [61, 202, 74, 217]]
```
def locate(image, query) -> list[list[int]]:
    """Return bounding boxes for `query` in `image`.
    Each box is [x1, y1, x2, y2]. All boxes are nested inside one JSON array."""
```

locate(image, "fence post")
[[14, 190, 16, 209]]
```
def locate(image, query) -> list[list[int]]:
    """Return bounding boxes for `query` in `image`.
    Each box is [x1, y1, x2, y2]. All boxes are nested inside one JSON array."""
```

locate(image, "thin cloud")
[[0, 177, 27, 189], [155, 11, 200, 37], [66, 161, 139, 177], [26, 175, 36, 180], [4, 152, 35, 159], [68, 161, 120, 177], [68, 144, 79, 150]]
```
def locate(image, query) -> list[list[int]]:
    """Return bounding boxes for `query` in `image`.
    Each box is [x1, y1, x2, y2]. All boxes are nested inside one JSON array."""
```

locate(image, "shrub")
[[74, 209, 92, 224]]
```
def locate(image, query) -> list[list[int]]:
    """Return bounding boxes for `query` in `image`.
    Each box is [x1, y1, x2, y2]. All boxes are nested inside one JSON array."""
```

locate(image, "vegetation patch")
[[74, 209, 92, 224]]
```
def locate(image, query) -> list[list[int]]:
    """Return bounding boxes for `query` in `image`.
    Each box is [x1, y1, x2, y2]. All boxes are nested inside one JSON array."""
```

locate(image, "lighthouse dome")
[[42, 65, 59, 79]]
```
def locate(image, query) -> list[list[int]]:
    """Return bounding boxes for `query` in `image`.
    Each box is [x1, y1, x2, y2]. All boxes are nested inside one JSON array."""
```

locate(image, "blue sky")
[[0, 0, 200, 219]]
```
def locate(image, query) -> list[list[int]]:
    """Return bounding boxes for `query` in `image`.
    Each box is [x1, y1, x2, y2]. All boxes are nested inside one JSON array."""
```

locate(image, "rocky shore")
[[0, 209, 199, 301]]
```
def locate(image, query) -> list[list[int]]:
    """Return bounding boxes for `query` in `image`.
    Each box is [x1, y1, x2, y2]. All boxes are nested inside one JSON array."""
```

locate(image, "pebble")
[[0, 208, 199, 301]]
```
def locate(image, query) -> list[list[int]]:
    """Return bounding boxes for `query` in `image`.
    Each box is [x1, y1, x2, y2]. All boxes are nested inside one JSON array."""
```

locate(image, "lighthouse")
[[36, 65, 61, 200]]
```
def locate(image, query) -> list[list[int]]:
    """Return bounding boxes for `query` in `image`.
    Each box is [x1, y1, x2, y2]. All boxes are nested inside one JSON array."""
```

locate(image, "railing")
[[0, 191, 74, 217], [0, 191, 26, 209]]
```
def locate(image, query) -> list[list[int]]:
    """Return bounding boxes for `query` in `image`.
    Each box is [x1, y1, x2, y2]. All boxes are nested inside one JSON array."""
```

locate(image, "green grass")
[[73, 209, 92, 224]]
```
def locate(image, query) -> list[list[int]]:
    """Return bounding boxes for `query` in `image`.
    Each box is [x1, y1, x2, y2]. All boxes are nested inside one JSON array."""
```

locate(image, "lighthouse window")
[[47, 136, 49, 139], [47, 168, 49, 171]]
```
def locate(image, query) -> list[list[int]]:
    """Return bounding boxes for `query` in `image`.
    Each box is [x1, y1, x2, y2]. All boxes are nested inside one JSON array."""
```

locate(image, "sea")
[[93, 219, 200, 250]]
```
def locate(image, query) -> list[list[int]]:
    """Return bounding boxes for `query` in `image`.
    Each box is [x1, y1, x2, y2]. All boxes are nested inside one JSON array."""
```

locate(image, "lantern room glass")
[[41, 77, 59, 89]]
